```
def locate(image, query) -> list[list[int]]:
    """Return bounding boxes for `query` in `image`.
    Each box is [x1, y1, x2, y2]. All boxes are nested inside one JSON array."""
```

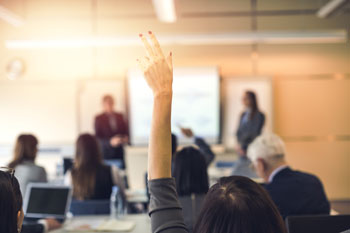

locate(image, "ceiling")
[[0, 0, 349, 79]]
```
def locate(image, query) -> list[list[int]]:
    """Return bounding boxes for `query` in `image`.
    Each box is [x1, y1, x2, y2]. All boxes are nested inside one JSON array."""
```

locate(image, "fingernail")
[[139, 33, 143, 37], [170, 52, 172, 56], [148, 31, 152, 35]]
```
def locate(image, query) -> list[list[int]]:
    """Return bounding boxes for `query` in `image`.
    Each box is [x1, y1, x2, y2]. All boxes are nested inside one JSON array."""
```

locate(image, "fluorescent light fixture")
[[5, 31, 347, 49], [0, 5, 24, 27], [152, 0, 177, 23], [317, 0, 348, 18]]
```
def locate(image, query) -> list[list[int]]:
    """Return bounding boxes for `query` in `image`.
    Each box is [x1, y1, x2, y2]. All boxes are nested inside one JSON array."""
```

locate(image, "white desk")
[[52, 214, 151, 233]]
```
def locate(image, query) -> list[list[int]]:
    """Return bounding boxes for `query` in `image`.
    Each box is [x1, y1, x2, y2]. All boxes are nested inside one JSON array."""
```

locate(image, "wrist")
[[153, 91, 172, 99]]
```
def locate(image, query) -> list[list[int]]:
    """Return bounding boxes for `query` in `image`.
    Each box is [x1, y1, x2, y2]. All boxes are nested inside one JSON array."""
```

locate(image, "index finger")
[[149, 31, 165, 58], [140, 34, 156, 59]]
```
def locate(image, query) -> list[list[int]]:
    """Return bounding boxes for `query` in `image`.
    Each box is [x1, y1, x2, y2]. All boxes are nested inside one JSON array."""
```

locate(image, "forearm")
[[195, 137, 215, 166], [148, 93, 173, 180]]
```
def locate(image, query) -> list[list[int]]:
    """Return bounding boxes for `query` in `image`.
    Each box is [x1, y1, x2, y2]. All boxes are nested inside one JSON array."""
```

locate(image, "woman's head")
[[9, 134, 38, 168], [243, 91, 258, 111], [194, 176, 286, 233], [173, 146, 209, 196], [72, 134, 103, 200], [0, 169, 24, 233], [75, 133, 102, 169]]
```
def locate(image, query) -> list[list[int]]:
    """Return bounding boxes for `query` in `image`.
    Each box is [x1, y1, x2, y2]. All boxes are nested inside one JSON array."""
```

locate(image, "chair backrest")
[[286, 215, 350, 233], [70, 199, 110, 216]]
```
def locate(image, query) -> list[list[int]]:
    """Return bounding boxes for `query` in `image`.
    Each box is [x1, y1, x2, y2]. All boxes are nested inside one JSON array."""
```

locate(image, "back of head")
[[72, 133, 103, 200], [9, 134, 38, 168], [194, 176, 286, 233], [75, 133, 102, 169], [247, 133, 286, 164], [0, 171, 22, 233], [173, 147, 209, 196]]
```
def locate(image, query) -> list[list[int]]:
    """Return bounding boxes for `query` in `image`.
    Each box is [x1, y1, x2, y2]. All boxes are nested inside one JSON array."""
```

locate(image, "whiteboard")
[[128, 67, 220, 145], [78, 79, 126, 134], [0, 81, 77, 145], [222, 78, 273, 148]]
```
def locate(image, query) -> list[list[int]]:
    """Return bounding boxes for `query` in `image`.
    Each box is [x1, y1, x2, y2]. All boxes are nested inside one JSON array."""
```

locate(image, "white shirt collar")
[[268, 165, 288, 183]]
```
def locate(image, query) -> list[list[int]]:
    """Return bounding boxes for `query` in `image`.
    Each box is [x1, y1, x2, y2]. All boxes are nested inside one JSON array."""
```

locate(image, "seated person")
[[8, 134, 47, 197], [137, 32, 287, 233], [179, 128, 215, 167], [64, 134, 125, 200], [247, 133, 330, 219], [0, 168, 61, 233], [172, 147, 209, 232]]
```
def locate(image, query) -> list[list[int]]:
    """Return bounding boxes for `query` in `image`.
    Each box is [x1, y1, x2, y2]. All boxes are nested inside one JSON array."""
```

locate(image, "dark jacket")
[[94, 112, 129, 163], [264, 167, 330, 219], [236, 111, 265, 151]]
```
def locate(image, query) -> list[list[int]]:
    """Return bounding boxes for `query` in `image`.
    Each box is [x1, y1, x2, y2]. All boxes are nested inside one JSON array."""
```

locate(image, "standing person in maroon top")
[[94, 95, 129, 168]]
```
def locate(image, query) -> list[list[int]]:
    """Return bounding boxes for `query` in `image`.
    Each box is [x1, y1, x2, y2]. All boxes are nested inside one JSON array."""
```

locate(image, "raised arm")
[[138, 32, 188, 233], [138, 32, 173, 180]]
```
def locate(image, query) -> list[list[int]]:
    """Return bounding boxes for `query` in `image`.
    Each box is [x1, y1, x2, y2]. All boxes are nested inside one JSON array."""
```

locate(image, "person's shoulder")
[[37, 165, 47, 173], [95, 112, 106, 120], [257, 111, 265, 118], [113, 112, 124, 118], [292, 169, 323, 184], [276, 168, 323, 186]]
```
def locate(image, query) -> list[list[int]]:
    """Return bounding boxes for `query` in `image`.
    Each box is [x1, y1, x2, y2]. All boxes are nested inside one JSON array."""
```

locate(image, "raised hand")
[[137, 31, 173, 97], [137, 31, 173, 180], [180, 127, 194, 138]]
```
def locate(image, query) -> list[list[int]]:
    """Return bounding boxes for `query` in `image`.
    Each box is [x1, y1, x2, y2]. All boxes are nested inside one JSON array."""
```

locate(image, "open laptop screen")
[[24, 184, 72, 219]]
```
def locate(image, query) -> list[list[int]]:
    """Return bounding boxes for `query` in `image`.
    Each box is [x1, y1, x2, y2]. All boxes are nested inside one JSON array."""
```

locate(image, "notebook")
[[65, 219, 136, 232]]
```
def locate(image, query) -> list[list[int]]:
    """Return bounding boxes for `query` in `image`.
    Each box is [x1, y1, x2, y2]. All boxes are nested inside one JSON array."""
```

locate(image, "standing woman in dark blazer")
[[233, 91, 265, 178], [236, 91, 265, 154]]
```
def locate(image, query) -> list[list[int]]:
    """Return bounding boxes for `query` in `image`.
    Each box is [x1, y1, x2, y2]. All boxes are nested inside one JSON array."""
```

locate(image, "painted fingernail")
[[139, 33, 143, 37], [148, 31, 152, 34], [170, 52, 172, 56]]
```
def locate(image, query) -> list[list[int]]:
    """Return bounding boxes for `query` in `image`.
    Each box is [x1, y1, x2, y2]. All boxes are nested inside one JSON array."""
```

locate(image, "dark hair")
[[0, 171, 22, 233], [9, 134, 38, 168], [245, 91, 259, 120], [71, 134, 103, 200], [172, 147, 209, 196], [171, 133, 178, 156], [194, 176, 287, 233]]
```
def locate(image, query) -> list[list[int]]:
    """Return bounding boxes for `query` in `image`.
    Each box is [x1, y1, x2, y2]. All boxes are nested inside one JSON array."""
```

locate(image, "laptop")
[[23, 183, 72, 222]]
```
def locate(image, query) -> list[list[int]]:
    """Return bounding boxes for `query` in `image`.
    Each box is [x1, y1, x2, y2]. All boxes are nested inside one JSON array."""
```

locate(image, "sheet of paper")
[[97, 219, 136, 232], [65, 218, 135, 232], [65, 219, 103, 232]]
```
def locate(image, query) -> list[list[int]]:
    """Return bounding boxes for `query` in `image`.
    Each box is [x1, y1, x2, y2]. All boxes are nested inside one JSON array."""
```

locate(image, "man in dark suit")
[[247, 133, 330, 219], [95, 95, 129, 168]]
